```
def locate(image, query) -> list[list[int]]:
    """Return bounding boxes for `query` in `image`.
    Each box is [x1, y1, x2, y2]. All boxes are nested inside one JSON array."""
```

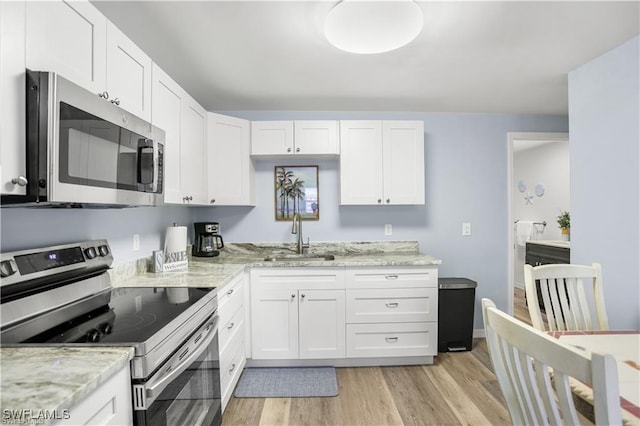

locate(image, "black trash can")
[[438, 277, 477, 352]]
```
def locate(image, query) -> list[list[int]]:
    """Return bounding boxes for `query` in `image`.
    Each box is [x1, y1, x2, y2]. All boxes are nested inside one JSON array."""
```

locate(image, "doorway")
[[507, 132, 569, 317]]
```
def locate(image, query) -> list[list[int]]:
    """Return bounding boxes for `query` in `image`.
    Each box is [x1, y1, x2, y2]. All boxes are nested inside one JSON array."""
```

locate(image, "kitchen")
[[1, 1, 638, 425]]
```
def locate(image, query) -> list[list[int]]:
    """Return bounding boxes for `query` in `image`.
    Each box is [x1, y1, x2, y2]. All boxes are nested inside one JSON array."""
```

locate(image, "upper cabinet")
[[105, 21, 152, 121], [152, 64, 208, 205], [251, 120, 339, 157], [26, 1, 152, 121], [1, 1, 27, 197], [340, 120, 424, 205], [208, 113, 255, 206]]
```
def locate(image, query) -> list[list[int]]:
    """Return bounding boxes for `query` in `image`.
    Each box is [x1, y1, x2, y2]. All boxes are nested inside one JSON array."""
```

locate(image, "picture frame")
[[275, 166, 319, 221]]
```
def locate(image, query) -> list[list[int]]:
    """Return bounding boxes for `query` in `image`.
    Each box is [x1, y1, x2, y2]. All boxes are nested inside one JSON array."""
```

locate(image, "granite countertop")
[[111, 241, 442, 288], [0, 346, 134, 425]]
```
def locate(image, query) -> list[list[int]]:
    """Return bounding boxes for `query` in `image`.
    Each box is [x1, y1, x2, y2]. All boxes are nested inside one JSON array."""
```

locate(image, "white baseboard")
[[473, 328, 486, 338], [514, 281, 524, 290]]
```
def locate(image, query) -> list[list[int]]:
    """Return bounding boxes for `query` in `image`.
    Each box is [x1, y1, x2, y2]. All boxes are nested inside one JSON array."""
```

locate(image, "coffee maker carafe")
[[192, 222, 224, 257]]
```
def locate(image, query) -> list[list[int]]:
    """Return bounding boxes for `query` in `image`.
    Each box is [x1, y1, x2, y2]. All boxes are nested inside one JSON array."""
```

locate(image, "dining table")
[[548, 330, 640, 425]]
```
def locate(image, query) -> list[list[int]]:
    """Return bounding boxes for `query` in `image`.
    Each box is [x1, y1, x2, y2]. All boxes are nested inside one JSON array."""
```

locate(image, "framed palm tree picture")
[[275, 166, 319, 221]]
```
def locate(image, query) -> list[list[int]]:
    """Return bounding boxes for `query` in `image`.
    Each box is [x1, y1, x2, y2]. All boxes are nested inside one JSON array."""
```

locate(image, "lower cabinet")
[[250, 268, 346, 360], [54, 364, 132, 425], [345, 267, 438, 360], [217, 273, 246, 413], [248, 265, 437, 365]]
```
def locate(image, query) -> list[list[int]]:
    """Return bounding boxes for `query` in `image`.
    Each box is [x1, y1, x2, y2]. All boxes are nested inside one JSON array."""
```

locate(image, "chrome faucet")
[[291, 212, 310, 254]]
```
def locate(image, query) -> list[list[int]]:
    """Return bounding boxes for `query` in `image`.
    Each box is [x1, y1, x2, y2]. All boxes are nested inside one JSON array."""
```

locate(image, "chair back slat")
[[481, 298, 622, 426], [524, 263, 608, 332]]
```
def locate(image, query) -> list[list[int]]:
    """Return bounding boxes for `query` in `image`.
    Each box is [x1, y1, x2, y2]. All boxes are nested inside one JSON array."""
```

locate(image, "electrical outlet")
[[462, 223, 471, 236], [384, 224, 392, 236], [133, 233, 140, 250]]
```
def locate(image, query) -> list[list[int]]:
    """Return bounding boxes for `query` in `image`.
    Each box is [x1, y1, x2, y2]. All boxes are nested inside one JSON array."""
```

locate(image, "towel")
[[515, 221, 534, 246]]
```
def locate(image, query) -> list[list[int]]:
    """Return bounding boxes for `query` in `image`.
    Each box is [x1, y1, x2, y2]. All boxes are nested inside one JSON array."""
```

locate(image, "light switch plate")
[[462, 223, 471, 236], [133, 233, 141, 250], [384, 224, 392, 236]]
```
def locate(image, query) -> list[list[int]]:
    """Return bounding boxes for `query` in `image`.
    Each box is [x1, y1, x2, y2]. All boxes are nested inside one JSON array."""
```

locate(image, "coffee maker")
[[192, 222, 224, 257]]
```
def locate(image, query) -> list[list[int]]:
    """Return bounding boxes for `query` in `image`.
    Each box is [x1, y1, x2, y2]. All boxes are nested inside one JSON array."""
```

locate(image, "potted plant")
[[557, 210, 570, 241]]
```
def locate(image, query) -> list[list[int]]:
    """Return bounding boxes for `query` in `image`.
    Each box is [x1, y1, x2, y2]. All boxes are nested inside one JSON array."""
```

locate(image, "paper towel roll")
[[164, 226, 187, 263]]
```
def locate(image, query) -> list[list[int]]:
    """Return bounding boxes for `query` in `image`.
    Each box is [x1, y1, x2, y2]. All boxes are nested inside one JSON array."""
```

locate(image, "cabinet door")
[[299, 289, 346, 359], [382, 121, 425, 205], [294, 120, 339, 155], [1, 1, 27, 196], [339, 120, 383, 205], [250, 287, 298, 359], [250, 121, 294, 156], [151, 64, 183, 204], [26, 0, 106, 94], [106, 21, 152, 121], [207, 113, 254, 205], [180, 96, 208, 205]]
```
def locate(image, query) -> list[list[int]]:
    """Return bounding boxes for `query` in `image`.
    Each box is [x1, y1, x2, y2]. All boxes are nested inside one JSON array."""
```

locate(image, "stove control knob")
[[100, 323, 113, 335], [84, 247, 97, 259], [86, 329, 101, 342], [98, 245, 110, 257], [0, 260, 16, 278]]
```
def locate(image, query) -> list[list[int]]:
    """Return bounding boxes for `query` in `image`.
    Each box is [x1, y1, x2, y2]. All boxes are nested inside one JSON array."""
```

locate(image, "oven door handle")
[[144, 314, 218, 404]]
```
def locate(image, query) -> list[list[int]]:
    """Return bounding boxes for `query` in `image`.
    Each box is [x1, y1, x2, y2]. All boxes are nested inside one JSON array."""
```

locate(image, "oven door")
[[133, 312, 221, 426]]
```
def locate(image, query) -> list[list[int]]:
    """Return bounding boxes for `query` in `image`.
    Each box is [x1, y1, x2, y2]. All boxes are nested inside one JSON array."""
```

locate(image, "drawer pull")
[[385, 337, 399, 343], [229, 363, 236, 373], [385, 302, 399, 308], [227, 289, 234, 295], [385, 274, 399, 280], [227, 322, 235, 330]]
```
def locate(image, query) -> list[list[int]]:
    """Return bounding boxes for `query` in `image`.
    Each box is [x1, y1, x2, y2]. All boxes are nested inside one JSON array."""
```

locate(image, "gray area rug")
[[234, 367, 338, 398]]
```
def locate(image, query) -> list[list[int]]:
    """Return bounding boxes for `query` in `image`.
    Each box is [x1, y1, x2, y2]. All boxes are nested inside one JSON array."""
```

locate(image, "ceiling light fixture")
[[324, 0, 424, 54]]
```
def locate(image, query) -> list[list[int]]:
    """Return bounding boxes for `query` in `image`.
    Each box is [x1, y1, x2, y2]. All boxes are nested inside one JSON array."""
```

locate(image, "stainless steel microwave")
[[6, 70, 164, 207]]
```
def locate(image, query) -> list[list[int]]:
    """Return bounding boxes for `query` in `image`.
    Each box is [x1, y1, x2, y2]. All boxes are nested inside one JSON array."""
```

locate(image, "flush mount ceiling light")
[[324, 0, 423, 54]]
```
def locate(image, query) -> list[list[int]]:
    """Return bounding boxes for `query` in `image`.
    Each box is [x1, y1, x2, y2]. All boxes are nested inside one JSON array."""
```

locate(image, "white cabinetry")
[[250, 268, 346, 360], [217, 273, 247, 413], [0, 1, 27, 196], [151, 64, 207, 205], [54, 364, 133, 425], [207, 113, 254, 206], [251, 121, 339, 157], [25, 1, 151, 121], [105, 21, 152, 121], [345, 267, 437, 360], [26, 0, 106, 95], [340, 120, 424, 205]]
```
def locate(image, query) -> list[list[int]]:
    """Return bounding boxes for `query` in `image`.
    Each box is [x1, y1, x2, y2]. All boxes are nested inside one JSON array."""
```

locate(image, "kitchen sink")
[[262, 254, 336, 262]]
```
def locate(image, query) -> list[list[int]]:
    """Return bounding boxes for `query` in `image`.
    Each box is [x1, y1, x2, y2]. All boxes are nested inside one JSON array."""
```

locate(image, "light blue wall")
[[1, 111, 568, 331], [199, 111, 569, 329], [568, 35, 640, 330]]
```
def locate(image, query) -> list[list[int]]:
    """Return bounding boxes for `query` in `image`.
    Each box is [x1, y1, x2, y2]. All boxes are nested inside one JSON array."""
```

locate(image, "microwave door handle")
[[137, 139, 154, 190], [143, 314, 218, 404]]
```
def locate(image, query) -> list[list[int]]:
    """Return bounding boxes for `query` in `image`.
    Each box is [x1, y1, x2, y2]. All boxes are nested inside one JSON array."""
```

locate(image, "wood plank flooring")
[[222, 339, 511, 426]]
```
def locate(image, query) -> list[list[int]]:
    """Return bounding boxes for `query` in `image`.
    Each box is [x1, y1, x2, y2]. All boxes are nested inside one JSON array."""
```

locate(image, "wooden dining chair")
[[523, 263, 609, 332], [481, 298, 622, 425]]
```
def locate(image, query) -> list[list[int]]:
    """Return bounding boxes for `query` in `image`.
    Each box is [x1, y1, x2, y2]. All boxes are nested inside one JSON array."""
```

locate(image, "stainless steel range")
[[0, 240, 221, 426]]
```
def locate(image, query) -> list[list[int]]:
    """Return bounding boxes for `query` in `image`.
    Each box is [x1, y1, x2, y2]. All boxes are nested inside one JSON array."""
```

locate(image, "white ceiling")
[[92, 1, 639, 115]]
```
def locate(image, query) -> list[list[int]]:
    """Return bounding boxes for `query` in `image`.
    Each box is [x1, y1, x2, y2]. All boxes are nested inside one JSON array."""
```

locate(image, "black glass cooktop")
[[22, 287, 213, 345]]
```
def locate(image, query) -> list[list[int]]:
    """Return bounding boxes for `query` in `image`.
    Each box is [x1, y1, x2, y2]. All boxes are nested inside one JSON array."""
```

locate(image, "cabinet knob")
[[300, 293, 306, 299], [11, 176, 28, 187], [227, 322, 235, 330], [98, 91, 109, 100], [291, 294, 296, 299], [229, 363, 236, 372], [211, 199, 216, 204], [227, 289, 234, 295], [296, 147, 300, 153], [386, 199, 390, 203], [377, 199, 382, 204], [287, 147, 292, 153], [110, 98, 120, 106]]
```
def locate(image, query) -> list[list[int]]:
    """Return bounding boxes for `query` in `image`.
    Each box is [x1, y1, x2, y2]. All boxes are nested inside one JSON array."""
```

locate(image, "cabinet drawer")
[[346, 288, 437, 323], [220, 332, 245, 404], [219, 305, 244, 353], [218, 275, 244, 316], [346, 322, 436, 358], [346, 267, 437, 289]]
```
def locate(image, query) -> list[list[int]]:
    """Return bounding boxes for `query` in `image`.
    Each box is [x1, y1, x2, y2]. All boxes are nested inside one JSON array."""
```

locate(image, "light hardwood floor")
[[222, 339, 511, 426], [513, 286, 532, 325]]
